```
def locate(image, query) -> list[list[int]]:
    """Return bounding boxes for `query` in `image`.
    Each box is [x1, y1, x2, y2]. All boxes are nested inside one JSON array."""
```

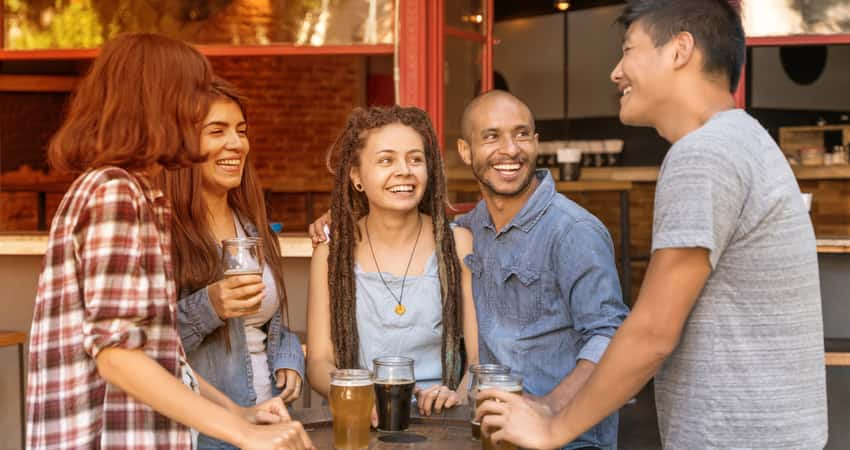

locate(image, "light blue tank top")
[[355, 252, 443, 388]]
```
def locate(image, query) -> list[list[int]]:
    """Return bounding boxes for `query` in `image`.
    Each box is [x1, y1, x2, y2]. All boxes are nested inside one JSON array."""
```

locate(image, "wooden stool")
[[0, 331, 26, 450]]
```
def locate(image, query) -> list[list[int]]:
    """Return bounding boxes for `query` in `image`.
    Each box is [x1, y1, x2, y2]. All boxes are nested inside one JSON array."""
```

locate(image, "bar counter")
[[3, 234, 846, 256], [0, 232, 315, 257]]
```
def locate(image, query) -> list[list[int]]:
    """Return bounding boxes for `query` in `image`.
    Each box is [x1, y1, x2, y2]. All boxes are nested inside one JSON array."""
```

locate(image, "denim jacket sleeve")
[[272, 327, 306, 382], [558, 219, 629, 364], [177, 286, 225, 353]]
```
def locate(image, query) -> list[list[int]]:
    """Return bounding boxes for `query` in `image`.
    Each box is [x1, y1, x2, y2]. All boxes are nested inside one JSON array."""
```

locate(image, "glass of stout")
[[221, 237, 263, 277], [468, 364, 511, 440], [372, 356, 415, 432]]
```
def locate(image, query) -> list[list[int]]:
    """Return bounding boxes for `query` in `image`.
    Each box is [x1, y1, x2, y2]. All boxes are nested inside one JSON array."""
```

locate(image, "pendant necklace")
[[365, 213, 423, 316]]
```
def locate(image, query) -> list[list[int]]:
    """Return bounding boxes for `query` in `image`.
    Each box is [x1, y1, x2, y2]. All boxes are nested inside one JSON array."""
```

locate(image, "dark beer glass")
[[373, 356, 415, 432], [477, 374, 523, 450], [468, 364, 511, 440], [330, 369, 374, 450]]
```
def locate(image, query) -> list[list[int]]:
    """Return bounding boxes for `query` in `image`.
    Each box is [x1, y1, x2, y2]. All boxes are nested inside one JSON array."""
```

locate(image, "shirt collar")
[[471, 169, 555, 235]]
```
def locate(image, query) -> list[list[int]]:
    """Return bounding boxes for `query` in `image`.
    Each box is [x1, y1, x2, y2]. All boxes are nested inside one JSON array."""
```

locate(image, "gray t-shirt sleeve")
[[652, 140, 746, 268]]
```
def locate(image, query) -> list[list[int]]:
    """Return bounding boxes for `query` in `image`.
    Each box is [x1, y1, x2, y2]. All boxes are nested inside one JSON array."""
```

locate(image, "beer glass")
[[468, 364, 511, 440], [373, 356, 415, 432], [329, 369, 374, 450], [221, 237, 263, 277], [477, 374, 523, 450]]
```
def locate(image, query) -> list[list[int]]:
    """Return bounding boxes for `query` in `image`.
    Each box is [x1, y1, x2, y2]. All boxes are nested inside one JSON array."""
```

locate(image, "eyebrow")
[[480, 125, 531, 136], [203, 120, 247, 128], [375, 148, 424, 154]]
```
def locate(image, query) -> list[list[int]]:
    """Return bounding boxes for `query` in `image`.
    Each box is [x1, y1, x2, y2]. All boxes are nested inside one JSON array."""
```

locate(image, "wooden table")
[[450, 179, 634, 301], [292, 406, 480, 449]]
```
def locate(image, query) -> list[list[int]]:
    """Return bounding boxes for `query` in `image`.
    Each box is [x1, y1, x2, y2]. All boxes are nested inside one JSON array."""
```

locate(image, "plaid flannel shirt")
[[27, 167, 193, 450]]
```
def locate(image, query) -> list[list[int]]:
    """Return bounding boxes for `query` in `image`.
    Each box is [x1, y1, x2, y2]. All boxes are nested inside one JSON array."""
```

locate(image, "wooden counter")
[[560, 165, 850, 182], [815, 237, 850, 254], [449, 165, 850, 183], [0, 233, 315, 257]]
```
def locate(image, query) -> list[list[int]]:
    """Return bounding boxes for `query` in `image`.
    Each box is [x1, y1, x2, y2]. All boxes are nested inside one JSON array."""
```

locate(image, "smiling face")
[[610, 20, 675, 127], [459, 94, 538, 198], [350, 123, 428, 214], [198, 99, 249, 197]]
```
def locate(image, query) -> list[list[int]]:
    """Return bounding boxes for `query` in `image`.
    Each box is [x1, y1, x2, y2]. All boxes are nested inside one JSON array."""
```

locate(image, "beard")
[[471, 155, 537, 198]]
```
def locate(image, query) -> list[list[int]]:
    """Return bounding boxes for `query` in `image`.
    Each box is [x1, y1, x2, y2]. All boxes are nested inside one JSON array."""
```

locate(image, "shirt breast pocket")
[[503, 265, 544, 327]]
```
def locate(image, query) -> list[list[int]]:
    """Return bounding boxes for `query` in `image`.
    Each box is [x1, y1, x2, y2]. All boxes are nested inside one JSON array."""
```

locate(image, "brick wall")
[[210, 54, 363, 231], [0, 54, 362, 232]]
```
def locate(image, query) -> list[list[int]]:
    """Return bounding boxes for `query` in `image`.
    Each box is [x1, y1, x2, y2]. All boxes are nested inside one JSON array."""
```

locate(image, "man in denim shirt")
[[456, 90, 628, 450]]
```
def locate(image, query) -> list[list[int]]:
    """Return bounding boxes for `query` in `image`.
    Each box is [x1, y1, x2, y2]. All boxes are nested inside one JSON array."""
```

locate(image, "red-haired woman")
[[26, 34, 312, 450], [157, 79, 305, 450]]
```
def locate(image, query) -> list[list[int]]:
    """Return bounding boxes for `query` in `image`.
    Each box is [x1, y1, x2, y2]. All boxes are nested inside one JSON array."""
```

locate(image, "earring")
[[355, 183, 363, 191]]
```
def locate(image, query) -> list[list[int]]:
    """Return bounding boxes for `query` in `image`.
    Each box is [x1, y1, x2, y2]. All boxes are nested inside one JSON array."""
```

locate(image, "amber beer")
[[373, 356, 415, 432], [222, 268, 262, 277], [477, 374, 523, 450], [468, 364, 511, 440], [329, 369, 374, 450]]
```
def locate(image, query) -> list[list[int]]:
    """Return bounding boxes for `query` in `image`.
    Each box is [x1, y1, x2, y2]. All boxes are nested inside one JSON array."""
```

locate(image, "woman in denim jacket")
[[158, 79, 305, 449]]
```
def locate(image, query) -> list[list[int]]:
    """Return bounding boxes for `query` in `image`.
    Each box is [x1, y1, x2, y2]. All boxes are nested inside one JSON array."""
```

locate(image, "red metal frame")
[[426, 0, 445, 143], [0, 44, 392, 60], [736, 33, 850, 108], [482, 0, 494, 92], [445, 27, 486, 43], [398, 0, 428, 109], [747, 34, 850, 46]]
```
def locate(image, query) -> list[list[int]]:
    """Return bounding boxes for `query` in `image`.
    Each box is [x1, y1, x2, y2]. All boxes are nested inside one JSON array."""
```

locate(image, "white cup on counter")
[[557, 148, 583, 181], [801, 192, 813, 212]]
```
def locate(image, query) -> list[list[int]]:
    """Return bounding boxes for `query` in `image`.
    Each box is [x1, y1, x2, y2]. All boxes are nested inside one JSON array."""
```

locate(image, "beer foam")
[[478, 384, 522, 393], [331, 379, 373, 387], [223, 268, 262, 276]]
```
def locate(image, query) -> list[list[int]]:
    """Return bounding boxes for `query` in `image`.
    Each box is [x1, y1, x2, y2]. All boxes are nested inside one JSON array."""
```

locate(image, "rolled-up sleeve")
[[177, 287, 225, 353], [78, 179, 154, 358], [558, 220, 629, 364], [272, 330, 305, 382]]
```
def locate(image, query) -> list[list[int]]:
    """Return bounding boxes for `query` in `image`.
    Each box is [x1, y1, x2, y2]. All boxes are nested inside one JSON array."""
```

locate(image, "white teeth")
[[389, 185, 414, 193], [622, 86, 632, 96], [217, 159, 241, 166], [493, 163, 521, 171]]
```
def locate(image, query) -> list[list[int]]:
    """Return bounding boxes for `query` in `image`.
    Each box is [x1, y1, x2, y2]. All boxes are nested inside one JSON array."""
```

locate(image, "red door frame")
[[397, 0, 493, 146], [736, 34, 850, 109]]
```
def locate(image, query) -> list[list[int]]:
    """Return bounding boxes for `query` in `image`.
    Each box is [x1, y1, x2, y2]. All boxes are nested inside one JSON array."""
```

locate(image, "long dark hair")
[[326, 106, 463, 389], [157, 79, 288, 349]]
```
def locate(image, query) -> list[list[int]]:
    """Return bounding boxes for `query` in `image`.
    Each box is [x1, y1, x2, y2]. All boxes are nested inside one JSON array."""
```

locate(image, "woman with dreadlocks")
[[306, 105, 478, 421]]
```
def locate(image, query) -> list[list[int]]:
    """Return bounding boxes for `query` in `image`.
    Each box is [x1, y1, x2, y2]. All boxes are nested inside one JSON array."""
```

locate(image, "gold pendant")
[[394, 303, 406, 315]]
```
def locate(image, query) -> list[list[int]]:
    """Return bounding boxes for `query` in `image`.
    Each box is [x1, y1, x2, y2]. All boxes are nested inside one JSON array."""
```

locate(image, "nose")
[[610, 59, 623, 84], [501, 135, 521, 158], [396, 158, 412, 176], [224, 130, 244, 151]]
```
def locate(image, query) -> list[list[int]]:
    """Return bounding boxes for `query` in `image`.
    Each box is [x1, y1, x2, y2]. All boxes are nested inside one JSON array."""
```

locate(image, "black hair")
[[618, 0, 745, 93]]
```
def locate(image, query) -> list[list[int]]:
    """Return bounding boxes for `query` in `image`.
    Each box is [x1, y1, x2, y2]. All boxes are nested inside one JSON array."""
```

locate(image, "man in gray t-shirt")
[[475, 1, 828, 449], [651, 108, 827, 448]]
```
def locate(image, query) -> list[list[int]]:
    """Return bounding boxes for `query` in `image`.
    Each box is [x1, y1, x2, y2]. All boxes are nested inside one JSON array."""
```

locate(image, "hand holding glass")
[[468, 364, 511, 439]]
